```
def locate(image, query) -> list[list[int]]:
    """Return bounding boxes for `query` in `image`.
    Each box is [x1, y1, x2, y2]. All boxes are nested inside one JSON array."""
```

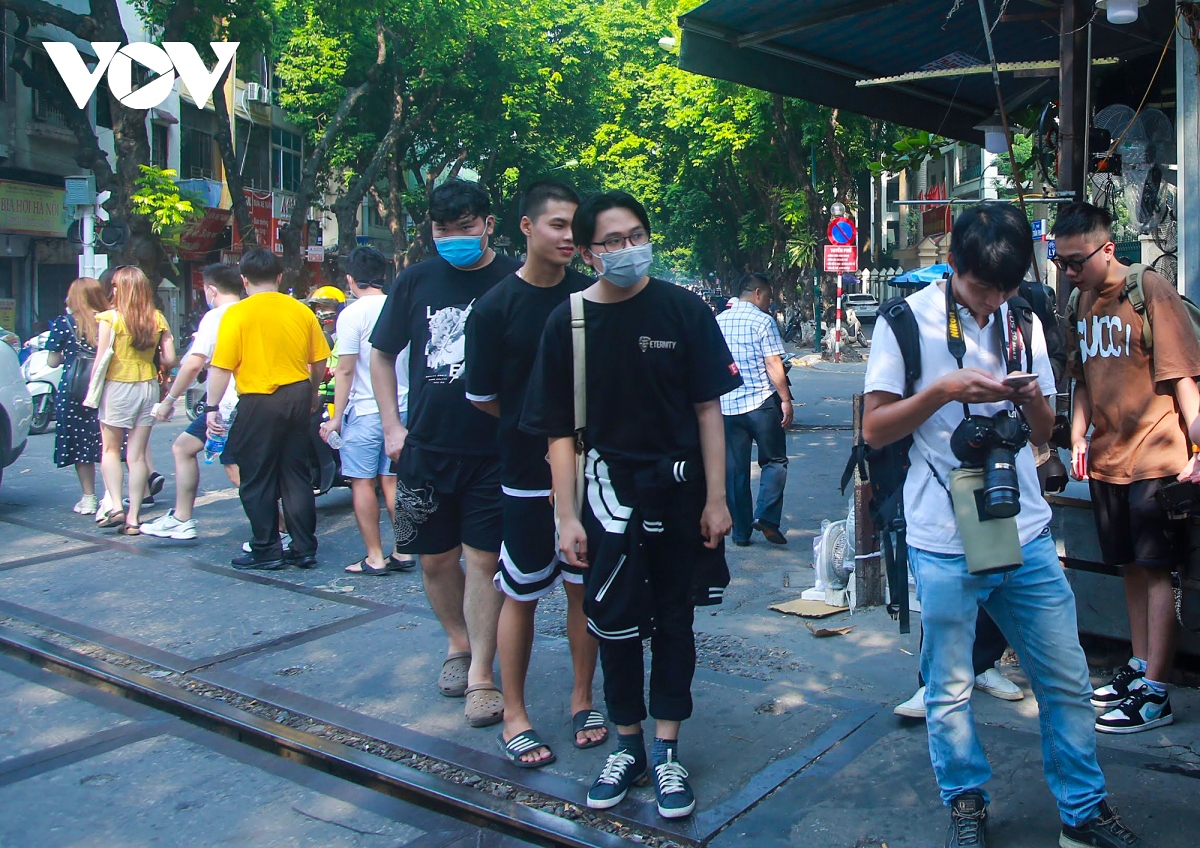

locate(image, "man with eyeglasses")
[[1056, 202, 1200, 735], [521, 190, 741, 820]]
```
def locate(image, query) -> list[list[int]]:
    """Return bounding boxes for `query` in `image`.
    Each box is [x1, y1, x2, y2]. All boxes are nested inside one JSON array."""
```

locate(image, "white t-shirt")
[[335, 294, 408, 416], [863, 282, 1056, 555], [188, 301, 239, 421]]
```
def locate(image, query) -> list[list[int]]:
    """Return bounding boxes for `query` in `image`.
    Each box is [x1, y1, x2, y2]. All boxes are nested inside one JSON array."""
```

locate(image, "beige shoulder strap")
[[570, 292, 586, 433]]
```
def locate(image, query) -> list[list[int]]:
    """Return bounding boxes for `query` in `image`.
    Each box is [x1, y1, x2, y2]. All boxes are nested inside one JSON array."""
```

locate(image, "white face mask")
[[598, 242, 653, 288]]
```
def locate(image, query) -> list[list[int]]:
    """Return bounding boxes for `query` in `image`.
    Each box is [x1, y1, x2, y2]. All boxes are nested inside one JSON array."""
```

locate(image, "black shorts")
[[496, 493, 584, 601], [392, 445, 502, 555], [1089, 476, 1190, 569], [184, 410, 238, 466]]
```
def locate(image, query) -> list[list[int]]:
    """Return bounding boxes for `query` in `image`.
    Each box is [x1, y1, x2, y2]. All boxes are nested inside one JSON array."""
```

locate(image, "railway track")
[[0, 624, 635, 848]]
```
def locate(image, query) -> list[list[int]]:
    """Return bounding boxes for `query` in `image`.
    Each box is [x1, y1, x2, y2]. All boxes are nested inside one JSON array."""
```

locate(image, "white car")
[[844, 293, 879, 322], [0, 342, 32, 488]]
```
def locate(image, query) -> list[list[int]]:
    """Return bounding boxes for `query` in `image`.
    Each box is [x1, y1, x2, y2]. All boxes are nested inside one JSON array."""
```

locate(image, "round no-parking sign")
[[828, 216, 857, 245]]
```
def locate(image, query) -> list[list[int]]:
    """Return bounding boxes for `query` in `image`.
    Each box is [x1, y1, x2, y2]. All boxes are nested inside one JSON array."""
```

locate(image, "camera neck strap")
[[944, 277, 1024, 419]]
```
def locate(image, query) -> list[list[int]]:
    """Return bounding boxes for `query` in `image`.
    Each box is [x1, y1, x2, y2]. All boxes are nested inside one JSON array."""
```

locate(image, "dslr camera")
[[951, 410, 1032, 519]]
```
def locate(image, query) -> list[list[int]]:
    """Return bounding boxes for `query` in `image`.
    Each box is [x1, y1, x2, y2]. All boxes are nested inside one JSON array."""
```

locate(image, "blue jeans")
[[724, 395, 789, 542], [910, 529, 1107, 826]]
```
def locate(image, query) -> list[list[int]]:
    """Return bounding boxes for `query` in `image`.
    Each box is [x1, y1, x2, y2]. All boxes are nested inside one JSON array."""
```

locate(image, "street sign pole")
[[835, 274, 843, 363]]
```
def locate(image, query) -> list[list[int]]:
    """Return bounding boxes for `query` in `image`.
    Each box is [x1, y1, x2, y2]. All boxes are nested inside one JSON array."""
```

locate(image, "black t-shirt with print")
[[464, 268, 592, 490], [520, 278, 742, 464], [371, 253, 521, 454]]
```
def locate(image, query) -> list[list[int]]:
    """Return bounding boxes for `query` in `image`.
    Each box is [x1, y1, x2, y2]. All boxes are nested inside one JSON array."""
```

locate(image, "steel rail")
[[0, 625, 637, 848]]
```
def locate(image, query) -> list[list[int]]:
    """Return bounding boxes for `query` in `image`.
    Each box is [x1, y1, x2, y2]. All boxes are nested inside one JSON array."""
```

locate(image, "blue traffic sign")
[[828, 217, 857, 245]]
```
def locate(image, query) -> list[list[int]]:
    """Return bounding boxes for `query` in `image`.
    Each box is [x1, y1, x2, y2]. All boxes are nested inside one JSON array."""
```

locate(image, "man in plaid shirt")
[[715, 273, 793, 546]]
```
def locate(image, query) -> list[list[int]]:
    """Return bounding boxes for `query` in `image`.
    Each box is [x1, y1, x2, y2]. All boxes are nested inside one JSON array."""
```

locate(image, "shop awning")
[[678, 0, 1177, 142]]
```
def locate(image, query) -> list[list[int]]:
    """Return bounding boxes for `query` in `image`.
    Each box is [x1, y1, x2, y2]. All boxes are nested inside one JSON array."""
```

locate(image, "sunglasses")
[[1051, 243, 1106, 274]]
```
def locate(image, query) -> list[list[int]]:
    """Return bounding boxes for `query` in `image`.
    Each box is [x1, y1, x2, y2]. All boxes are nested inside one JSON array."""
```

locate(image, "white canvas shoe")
[[974, 667, 1024, 701], [893, 686, 926, 718]]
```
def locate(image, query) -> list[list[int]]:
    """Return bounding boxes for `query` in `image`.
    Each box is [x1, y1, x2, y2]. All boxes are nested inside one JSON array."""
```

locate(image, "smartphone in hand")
[[1002, 372, 1039, 389]]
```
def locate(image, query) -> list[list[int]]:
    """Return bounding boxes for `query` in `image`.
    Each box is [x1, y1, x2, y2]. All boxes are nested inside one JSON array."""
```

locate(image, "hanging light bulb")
[[1096, 0, 1148, 25], [974, 114, 1009, 154]]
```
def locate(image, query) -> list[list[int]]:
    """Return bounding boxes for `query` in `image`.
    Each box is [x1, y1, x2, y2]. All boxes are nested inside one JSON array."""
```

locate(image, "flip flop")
[[344, 558, 388, 575], [117, 524, 141, 536], [96, 511, 127, 529], [497, 729, 556, 769], [464, 683, 505, 728], [387, 554, 416, 572], [572, 709, 609, 749], [438, 652, 471, 697]]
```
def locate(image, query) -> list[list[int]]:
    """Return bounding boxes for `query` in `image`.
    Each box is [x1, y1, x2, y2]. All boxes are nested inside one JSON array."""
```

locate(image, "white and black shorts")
[[495, 490, 584, 601]]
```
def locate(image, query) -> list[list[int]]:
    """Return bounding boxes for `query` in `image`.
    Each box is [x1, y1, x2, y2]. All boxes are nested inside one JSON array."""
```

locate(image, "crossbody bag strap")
[[569, 292, 587, 508], [570, 292, 587, 434]]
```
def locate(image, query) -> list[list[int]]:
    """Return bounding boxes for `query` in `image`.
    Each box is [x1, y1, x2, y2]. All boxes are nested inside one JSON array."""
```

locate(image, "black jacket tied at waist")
[[581, 449, 730, 642]]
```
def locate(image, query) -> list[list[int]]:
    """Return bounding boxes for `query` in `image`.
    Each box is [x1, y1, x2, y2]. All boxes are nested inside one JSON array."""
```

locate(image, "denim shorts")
[[340, 408, 391, 479]]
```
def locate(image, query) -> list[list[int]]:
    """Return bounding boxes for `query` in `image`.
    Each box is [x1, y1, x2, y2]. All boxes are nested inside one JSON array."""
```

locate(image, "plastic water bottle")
[[325, 430, 342, 450], [204, 428, 226, 465]]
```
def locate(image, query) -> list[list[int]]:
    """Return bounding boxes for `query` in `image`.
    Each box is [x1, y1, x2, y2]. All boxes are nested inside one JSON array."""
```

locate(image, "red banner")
[[178, 206, 230, 260], [234, 190, 274, 251], [920, 181, 950, 237]]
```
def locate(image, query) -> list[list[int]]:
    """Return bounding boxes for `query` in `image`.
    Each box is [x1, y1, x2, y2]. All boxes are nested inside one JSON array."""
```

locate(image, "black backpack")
[[842, 294, 1036, 634], [1018, 279, 1067, 387]]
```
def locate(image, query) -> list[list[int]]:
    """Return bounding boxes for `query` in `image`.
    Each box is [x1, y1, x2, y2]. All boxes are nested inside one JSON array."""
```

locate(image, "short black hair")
[[520, 179, 581, 223], [428, 179, 491, 224], [1051, 202, 1113, 242], [343, 246, 388, 288], [202, 262, 243, 295], [949, 202, 1033, 292], [739, 272, 772, 297], [572, 191, 651, 249], [239, 247, 283, 283]]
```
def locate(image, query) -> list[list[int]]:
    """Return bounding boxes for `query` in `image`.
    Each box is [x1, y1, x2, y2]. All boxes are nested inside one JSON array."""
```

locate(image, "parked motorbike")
[[21, 332, 61, 434], [184, 369, 208, 422]]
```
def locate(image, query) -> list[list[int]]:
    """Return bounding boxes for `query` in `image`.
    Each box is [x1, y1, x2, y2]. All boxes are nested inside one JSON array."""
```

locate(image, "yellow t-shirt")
[[211, 292, 331, 395], [97, 310, 168, 382]]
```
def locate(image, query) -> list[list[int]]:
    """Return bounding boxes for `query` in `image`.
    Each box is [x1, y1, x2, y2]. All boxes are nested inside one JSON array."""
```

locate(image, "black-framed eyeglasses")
[[590, 230, 649, 252], [1052, 243, 1106, 274]]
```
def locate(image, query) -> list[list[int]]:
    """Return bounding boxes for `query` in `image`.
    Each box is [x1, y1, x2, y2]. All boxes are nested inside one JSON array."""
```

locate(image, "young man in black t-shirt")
[[463, 181, 604, 768], [521, 191, 741, 819], [370, 180, 519, 729]]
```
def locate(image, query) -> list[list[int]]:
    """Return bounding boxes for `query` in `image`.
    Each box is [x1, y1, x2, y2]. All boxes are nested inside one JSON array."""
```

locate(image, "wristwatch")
[[202, 404, 222, 414]]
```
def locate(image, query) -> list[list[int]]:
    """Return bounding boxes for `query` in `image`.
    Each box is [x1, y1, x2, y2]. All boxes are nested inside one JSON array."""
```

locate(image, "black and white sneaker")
[[652, 750, 695, 819], [1095, 688, 1173, 734], [946, 791, 988, 847], [1091, 665, 1144, 708], [586, 749, 648, 810], [1060, 800, 1152, 847]]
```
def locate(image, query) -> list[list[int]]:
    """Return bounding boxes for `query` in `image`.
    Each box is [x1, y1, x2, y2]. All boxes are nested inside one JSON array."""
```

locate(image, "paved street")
[[0, 361, 1196, 847]]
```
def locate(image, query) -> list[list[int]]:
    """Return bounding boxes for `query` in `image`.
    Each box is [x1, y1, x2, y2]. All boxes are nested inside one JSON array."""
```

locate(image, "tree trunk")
[[211, 64, 256, 246], [280, 22, 389, 291], [374, 151, 409, 270]]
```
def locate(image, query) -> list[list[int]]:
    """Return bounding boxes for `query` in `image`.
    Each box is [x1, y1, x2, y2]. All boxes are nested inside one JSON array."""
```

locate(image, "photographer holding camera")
[[864, 203, 1147, 848]]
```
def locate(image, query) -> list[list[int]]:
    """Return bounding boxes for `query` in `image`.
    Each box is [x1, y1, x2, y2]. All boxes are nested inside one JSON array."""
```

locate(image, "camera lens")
[[982, 447, 1021, 518]]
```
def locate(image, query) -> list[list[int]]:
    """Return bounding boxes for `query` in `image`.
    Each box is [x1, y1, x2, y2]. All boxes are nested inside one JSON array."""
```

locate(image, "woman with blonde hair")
[[93, 266, 174, 534], [45, 277, 109, 513]]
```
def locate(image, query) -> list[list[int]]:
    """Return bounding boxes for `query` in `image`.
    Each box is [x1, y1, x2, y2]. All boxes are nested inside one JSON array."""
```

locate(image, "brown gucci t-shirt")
[[1071, 268, 1200, 483]]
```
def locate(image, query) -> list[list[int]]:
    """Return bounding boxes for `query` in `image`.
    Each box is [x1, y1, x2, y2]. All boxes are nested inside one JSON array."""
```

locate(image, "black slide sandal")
[[344, 558, 388, 575], [497, 729, 556, 769], [572, 709, 609, 749]]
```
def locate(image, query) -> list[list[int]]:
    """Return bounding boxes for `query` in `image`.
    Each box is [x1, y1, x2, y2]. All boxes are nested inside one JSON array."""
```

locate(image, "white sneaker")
[[974, 667, 1024, 701], [894, 686, 926, 718], [73, 495, 99, 515], [95, 495, 113, 523], [242, 533, 292, 553], [140, 510, 198, 540]]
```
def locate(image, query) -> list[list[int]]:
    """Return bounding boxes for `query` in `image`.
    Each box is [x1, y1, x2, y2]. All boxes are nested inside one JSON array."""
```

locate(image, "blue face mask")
[[434, 234, 486, 269]]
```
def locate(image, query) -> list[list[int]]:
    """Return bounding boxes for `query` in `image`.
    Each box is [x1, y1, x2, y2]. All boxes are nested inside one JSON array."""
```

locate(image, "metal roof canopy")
[[678, 0, 1178, 145]]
